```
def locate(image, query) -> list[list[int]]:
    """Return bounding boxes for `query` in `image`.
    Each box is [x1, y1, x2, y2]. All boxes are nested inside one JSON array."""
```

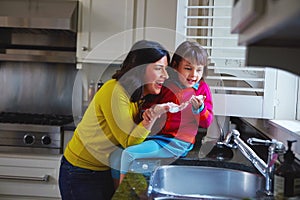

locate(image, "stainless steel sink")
[[148, 165, 265, 200]]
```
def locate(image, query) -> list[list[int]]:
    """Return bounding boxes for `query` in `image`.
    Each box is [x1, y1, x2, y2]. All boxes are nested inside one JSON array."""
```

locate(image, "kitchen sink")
[[148, 165, 265, 200]]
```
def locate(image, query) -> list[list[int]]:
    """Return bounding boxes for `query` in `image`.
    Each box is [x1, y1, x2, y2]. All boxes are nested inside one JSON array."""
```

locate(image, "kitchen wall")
[[0, 62, 78, 116], [81, 63, 120, 87], [78, 63, 120, 114]]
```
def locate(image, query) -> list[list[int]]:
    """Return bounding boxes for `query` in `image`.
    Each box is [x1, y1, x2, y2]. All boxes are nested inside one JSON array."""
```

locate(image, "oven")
[[0, 112, 74, 154]]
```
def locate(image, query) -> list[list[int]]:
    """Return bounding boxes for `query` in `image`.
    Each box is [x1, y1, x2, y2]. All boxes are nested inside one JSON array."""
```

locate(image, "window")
[[176, 0, 299, 120]]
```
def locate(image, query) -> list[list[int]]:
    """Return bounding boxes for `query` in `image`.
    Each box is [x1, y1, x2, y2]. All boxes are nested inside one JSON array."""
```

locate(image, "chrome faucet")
[[221, 129, 285, 196]]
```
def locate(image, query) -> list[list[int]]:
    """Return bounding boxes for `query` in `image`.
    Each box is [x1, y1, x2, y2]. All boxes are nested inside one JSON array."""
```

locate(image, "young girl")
[[111, 41, 214, 184]]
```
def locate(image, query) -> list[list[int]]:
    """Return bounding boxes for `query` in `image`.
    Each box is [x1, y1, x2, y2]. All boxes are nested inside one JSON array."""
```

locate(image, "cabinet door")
[[0, 154, 61, 199], [77, 0, 135, 63], [135, 0, 178, 52]]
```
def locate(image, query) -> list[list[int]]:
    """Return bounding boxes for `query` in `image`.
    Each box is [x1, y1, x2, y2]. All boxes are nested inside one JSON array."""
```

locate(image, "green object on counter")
[[112, 172, 148, 200]]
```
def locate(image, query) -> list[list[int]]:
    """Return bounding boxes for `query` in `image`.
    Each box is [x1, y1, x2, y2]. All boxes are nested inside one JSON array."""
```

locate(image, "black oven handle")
[[0, 174, 49, 182]]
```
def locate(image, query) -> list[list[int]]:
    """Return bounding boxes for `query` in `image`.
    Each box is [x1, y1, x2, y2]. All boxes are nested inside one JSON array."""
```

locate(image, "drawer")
[[0, 154, 62, 199]]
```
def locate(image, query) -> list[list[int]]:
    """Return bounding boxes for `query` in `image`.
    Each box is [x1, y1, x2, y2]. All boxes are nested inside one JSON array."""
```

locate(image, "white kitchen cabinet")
[[76, 0, 179, 64], [135, 0, 178, 52], [0, 154, 62, 199], [76, 0, 135, 63]]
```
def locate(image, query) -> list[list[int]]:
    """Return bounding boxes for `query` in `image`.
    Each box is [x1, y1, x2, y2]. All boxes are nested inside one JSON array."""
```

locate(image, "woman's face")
[[143, 56, 169, 96], [176, 59, 204, 88]]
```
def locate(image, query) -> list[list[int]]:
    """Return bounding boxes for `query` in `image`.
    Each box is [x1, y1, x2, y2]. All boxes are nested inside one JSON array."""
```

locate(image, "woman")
[[58, 40, 170, 200]]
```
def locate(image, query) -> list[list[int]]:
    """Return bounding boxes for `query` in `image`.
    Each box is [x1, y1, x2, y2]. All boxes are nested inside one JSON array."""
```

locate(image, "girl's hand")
[[152, 103, 170, 118], [190, 95, 206, 110]]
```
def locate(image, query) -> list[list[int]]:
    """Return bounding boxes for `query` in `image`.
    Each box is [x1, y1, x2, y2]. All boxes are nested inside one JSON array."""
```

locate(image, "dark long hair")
[[112, 40, 170, 102]]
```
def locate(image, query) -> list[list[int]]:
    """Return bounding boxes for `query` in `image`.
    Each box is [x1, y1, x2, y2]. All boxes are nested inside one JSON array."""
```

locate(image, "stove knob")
[[41, 135, 51, 145], [23, 134, 35, 145]]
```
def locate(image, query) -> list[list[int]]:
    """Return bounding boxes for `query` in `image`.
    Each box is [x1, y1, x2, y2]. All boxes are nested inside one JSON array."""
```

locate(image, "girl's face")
[[143, 56, 169, 96], [176, 59, 204, 88]]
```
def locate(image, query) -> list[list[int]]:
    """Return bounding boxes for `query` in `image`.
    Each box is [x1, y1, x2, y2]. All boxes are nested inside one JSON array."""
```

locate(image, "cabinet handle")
[[0, 174, 49, 182], [81, 46, 88, 51]]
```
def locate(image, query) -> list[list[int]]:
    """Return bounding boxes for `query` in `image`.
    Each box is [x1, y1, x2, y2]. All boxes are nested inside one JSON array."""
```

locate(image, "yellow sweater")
[[64, 79, 150, 171]]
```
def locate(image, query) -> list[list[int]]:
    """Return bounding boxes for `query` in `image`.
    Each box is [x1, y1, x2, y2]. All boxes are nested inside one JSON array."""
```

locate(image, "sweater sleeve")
[[196, 81, 214, 128], [96, 80, 150, 148]]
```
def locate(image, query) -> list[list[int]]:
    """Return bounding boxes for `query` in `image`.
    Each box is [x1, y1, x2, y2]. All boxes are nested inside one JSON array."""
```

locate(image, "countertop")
[[62, 121, 77, 131]]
